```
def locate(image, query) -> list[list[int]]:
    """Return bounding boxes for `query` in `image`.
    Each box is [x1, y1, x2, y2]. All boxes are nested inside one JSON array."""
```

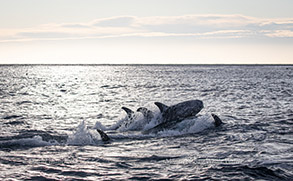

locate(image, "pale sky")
[[0, 0, 293, 64]]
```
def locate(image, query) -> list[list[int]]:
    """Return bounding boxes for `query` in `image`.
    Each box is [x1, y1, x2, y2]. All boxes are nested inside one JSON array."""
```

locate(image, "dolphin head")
[[198, 100, 204, 109], [189, 100, 204, 116]]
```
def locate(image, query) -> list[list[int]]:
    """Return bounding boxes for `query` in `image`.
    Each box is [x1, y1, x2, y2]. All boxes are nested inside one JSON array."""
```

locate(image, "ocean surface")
[[0, 65, 292, 180]]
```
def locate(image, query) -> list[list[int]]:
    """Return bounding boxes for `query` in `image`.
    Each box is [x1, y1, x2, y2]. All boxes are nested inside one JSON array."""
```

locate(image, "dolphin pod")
[[97, 100, 222, 141]]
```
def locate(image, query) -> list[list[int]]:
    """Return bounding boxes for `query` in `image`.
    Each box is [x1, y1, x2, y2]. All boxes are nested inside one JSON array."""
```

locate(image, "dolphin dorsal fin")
[[121, 107, 134, 118], [211, 114, 222, 127], [154, 102, 169, 113], [97, 129, 110, 141]]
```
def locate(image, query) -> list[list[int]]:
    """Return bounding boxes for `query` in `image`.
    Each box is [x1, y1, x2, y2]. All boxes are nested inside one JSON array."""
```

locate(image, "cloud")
[[92, 16, 136, 27], [61, 24, 90, 29], [264, 30, 293, 38], [18, 32, 72, 39], [1, 15, 292, 43]]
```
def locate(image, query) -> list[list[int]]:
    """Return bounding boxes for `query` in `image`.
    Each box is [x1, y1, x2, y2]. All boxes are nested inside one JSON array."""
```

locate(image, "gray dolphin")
[[116, 106, 154, 131], [143, 100, 204, 133], [155, 100, 204, 122]]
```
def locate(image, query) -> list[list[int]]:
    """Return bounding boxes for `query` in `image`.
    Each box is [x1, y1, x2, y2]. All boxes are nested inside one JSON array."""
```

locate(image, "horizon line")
[[0, 63, 292, 66]]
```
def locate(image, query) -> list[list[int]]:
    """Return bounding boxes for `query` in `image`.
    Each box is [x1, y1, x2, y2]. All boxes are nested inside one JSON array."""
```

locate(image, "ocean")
[[0, 65, 292, 180]]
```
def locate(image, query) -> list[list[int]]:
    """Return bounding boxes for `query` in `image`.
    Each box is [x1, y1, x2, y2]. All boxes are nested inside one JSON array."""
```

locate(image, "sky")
[[0, 0, 293, 64]]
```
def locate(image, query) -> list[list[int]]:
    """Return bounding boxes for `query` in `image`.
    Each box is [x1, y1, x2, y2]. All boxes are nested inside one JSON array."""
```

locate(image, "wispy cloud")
[[1, 14, 293, 42], [92, 16, 136, 27]]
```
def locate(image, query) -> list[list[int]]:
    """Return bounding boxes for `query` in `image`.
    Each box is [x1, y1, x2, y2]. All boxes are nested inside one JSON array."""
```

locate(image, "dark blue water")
[[0, 65, 292, 180]]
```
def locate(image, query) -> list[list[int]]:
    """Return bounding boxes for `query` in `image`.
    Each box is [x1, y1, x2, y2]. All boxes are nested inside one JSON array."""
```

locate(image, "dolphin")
[[106, 107, 135, 130], [116, 106, 140, 129], [122, 106, 154, 121], [119, 106, 153, 131], [143, 100, 204, 134], [121, 106, 154, 126], [154, 100, 204, 122]]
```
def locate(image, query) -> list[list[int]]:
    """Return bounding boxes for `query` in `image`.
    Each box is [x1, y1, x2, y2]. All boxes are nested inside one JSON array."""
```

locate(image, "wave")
[[0, 113, 219, 150], [208, 165, 292, 180], [66, 112, 218, 146], [2, 115, 22, 120], [0, 136, 58, 150], [3, 120, 26, 125], [0, 130, 67, 150]]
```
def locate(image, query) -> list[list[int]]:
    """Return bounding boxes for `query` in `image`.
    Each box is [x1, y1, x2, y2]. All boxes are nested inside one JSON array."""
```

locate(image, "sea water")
[[0, 65, 292, 180]]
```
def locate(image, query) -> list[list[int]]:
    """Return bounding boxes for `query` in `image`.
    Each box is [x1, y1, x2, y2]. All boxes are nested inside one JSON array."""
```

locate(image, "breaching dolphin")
[[155, 100, 203, 122], [122, 106, 154, 122], [144, 100, 204, 133], [119, 106, 153, 130]]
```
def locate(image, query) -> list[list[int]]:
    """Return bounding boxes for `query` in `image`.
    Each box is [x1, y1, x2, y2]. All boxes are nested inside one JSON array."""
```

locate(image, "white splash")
[[67, 121, 101, 145], [94, 111, 216, 138]]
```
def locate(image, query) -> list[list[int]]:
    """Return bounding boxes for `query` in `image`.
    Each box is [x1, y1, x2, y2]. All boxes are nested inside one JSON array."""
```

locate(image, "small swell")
[[0, 136, 56, 150], [208, 165, 291, 180], [2, 115, 22, 120], [137, 154, 181, 162], [16, 101, 33, 105], [4, 120, 26, 125], [0, 130, 68, 150], [26, 176, 58, 181]]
